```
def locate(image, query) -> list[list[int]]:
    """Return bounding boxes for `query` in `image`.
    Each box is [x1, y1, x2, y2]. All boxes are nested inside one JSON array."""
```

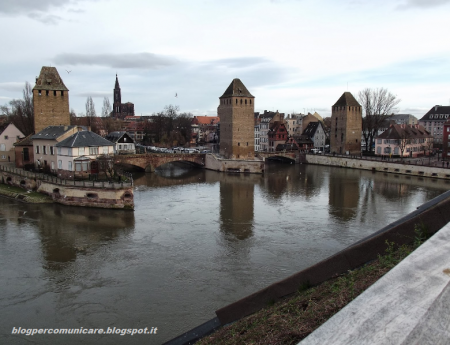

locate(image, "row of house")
[[11, 124, 136, 178]]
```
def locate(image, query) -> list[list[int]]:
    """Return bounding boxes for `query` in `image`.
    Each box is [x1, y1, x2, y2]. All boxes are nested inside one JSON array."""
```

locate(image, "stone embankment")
[[0, 165, 134, 209], [306, 154, 450, 180]]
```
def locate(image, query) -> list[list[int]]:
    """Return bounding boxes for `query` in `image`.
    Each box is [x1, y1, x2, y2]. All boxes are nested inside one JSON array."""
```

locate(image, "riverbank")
[[196, 235, 426, 345], [0, 183, 53, 203]]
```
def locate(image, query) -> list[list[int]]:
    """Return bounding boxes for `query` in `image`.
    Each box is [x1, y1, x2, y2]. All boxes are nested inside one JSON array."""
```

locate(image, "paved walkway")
[[299, 222, 450, 345]]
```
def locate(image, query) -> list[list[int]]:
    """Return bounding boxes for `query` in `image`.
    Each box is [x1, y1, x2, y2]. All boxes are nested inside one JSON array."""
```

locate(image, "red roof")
[[192, 116, 220, 125]]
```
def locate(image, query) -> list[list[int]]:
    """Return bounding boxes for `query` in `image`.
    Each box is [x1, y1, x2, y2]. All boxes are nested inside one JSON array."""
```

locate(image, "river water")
[[0, 163, 448, 344]]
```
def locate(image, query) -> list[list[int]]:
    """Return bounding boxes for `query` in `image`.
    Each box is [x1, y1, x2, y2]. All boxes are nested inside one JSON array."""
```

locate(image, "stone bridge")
[[114, 153, 206, 172], [257, 152, 302, 163]]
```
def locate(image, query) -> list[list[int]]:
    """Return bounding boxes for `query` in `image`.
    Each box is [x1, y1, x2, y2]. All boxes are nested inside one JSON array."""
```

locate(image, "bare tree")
[[85, 96, 98, 133], [70, 108, 77, 125], [0, 82, 34, 135], [101, 97, 112, 117], [358, 88, 400, 152]]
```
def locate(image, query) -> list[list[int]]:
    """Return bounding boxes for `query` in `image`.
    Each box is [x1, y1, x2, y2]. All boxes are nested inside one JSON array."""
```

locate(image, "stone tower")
[[330, 92, 362, 155], [33, 67, 70, 133], [113, 74, 121, 117], [218, 78, 255, 159]]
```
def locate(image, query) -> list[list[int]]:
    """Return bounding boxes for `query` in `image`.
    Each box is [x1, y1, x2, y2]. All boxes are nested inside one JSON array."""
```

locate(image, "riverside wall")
[[0, 166, 134, 210], [205, 154, 265, 173], [306, 154, 450, 180]]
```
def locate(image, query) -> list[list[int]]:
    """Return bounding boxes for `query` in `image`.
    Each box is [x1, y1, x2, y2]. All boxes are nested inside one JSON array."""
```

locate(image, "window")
[[36, 145, 40, 154], [58, 160, 62, 169], [119, 144, 122, 150], [0, 144, 5, 151], [68, 161, 72, 171], [43, 146, 47, 155], [50, 146, 54, 155], [68, 148, 72, 156], [79, 147, 85, 156], [89, 147, 99, 155], [103, 147, 108, 154], [4, 135, 8, 140], [57, 147, 61, 155], [51, 162, 54, 170]]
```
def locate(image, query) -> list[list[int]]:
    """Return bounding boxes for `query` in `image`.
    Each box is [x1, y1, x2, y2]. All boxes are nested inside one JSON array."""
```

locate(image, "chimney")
[[435, 105, 440, 111]]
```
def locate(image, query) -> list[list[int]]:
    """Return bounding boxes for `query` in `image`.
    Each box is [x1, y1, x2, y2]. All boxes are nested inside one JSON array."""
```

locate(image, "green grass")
[[0, 183, 53, 203], [197, 228, 431, 345]]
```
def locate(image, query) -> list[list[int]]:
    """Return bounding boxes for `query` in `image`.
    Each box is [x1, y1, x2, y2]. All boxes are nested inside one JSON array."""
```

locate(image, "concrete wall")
[[37, 181, 134, 209], [205, 154, 264, 173], [0, 169, 133, 209], [306, 154, 450, 180]]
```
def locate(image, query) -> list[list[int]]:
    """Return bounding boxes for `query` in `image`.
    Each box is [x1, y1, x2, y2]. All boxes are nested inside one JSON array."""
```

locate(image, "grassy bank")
[[0, 184, 53, 203], [198, 226, 429, 345]]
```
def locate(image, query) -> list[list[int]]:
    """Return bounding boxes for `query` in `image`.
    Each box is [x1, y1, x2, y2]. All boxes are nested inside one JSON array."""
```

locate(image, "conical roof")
[[333, 92, 360, 107], [115, 74, 120, 89], [220, 78, 254, 98], [33, 66, 69, 91]]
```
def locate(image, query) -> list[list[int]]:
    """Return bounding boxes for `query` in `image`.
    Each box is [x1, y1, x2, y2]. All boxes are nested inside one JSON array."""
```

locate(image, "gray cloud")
[[0, 0, 92, 24], [397, 0, 450, 9], [54, 52, 179, 69], [27, 12, 62, 25]]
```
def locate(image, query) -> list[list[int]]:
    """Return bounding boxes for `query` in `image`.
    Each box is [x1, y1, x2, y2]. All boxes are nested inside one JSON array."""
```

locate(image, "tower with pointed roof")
[[33, 67, 71, 133], [112, 74, 134, 119], [330, 92, 362, 155], [113, 74, 121, 117], [218, 78, 255, 159]]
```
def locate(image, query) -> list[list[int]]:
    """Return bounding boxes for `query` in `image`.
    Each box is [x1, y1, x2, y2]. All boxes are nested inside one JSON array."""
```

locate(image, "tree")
[[0, 82, 34, 135], [358, 88, 400, 152], [70, 108, 77, 125], [101, 97, 112, 117], [85, 96, 98, 133]]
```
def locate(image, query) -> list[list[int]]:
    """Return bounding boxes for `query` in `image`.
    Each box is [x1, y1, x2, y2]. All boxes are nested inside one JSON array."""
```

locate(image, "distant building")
[[218, 78, 255, 159], [268, 122, 288, 152], [14, 134, 34, 168], [0, 123, 24, 162], [330, 92, 362, 155], [33, 67, 71, 133], [295, 113, 318, 136], [191, 116, 220, 144], [375, 124, 432, 158], [258, 111, 284, 152], [302, 121, 327, 150], [55, 130, 114, 179], [105, 131, 136, 154], [32, 125, 87, 173], [112, 74, 135, 120], [418, 105, 450, 147], [391, 114, 418, 126], [443, 119, 450, 160]]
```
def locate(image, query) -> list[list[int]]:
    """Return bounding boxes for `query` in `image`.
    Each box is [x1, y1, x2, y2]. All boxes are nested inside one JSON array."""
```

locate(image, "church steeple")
[[113, 74, 121, 116]]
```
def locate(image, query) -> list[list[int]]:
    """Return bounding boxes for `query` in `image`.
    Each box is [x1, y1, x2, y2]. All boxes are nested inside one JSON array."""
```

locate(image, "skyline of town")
[[0, 0, 449, 118]]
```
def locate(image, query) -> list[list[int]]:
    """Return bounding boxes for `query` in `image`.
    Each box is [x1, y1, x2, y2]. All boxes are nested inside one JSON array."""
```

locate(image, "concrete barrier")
[[306, 155, 450, 180], [215, 190, 450, 325]]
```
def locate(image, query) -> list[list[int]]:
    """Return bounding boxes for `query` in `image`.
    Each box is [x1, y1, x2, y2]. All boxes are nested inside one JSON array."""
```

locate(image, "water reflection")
[[328, 168, 360, 221], [219, 174, 258, 240]]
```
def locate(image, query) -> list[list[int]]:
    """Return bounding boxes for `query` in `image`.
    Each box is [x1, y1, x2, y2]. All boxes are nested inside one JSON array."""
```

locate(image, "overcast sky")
[[0, 0, 449, 118]]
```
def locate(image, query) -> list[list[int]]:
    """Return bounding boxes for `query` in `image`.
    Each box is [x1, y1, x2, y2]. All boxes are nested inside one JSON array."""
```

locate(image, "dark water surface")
[[1, 163, 448, 344]]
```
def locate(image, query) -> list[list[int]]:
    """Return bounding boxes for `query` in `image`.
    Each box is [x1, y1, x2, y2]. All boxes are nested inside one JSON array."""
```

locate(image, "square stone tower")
[[330, 92, 362, 155], [218, 78, 255, 159], [33, 67, 70, 133]]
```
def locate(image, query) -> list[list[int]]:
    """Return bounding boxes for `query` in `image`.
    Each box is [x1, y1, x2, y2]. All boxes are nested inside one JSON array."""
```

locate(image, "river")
[[0, 162, 448, 344]]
